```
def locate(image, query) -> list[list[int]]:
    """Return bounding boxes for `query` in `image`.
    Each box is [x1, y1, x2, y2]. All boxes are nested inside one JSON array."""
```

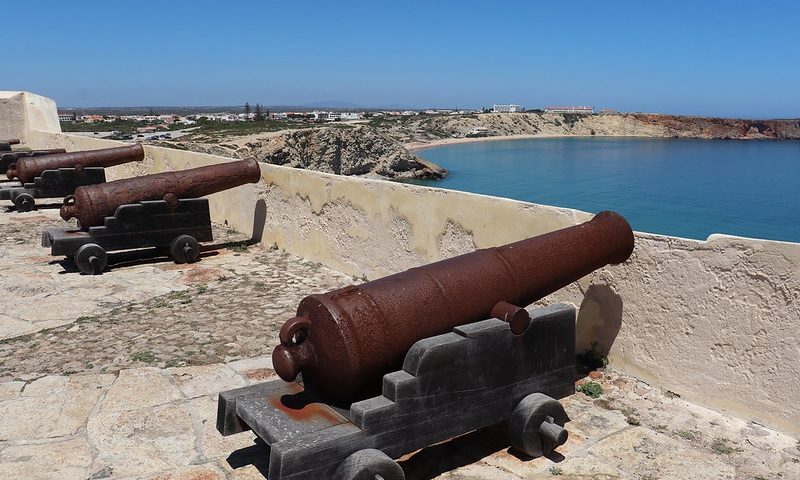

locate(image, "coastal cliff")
[[376, 112, 800, 146], [167, 112, 798, 179], [171, 125, 446, 179]]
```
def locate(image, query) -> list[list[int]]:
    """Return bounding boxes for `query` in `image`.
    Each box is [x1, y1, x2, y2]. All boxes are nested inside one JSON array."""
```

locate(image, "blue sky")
[[3, 1, 799, 118]]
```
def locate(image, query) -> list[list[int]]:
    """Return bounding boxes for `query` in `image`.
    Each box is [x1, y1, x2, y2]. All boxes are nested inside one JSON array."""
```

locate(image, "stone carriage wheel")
[[75, 243, 107, 275], [332, 449, 405, 480], [13, 193, 35, 212], [508, 392, 570, 457], [170, 234, 200, 264]]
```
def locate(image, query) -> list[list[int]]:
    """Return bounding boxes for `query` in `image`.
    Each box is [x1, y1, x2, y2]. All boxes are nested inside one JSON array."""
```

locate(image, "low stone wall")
[[11, 95, 800, 435]]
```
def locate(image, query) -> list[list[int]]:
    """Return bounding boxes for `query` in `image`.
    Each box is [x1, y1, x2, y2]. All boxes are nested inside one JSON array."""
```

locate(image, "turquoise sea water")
[[412, 137, 800, 242]]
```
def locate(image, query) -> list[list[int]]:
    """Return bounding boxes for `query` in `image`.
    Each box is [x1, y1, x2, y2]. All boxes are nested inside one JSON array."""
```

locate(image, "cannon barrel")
[[0, 139, 21, 152], [6, 144, 145, 183], [0, 149, 67, 174], [273, 211, 635, 404], [60, 158, 262, 227]]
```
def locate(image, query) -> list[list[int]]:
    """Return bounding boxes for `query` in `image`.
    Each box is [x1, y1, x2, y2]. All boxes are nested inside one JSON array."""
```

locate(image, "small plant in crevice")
[[549, 466, 563, 476], [129, 350, 157, 364], [576, 380, 603, 399], [576, 341, 609, 373], [711, 437, 740, 455], [676, 429, 699, 441]]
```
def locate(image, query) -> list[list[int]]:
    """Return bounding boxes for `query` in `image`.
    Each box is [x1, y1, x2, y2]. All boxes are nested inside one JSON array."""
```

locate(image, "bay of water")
[[413, 137, 800, 242]]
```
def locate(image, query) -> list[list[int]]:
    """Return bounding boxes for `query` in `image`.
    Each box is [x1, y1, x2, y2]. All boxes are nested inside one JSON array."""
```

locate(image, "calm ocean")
[[412, 137, 800, 243]]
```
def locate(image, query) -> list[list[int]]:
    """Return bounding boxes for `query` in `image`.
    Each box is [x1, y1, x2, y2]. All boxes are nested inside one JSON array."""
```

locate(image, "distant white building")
[[312, 111, 341, 121], [493, 104, 523, 113], [544, 106, 594, 114], [339, 112, 363, 120], [58, 112, 76, 122]]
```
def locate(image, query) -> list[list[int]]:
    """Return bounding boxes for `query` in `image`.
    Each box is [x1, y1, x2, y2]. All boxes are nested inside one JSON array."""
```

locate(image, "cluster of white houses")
[[58, 104, 601, 126], [492, 105, 597, 114]]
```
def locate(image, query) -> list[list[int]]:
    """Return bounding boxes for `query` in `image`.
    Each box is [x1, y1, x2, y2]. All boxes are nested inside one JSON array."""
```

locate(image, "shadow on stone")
[[226, 438, 271, 478], [399, 423, 514, 479], [575, 283, 623, 372], [53, 247, 222, 274], [251, 198, 267, 243]]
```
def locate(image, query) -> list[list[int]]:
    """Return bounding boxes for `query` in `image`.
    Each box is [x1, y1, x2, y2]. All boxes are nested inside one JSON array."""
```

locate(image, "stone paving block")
[[0, 436, 93, 480], [145, 463, 226, 480], [99, 367, 182, 413], [188, 395, 259, 460], [0, 374, 112, 441], [168, 364, 247, 399], [555, 426, 736, 479], [0, 380, 24, 401], [440, 463, 522, 480], [216, 460, 270, 480], [0, 315, 38, 340], [227, 356, 276, 384], [87, 401, 198, 478]]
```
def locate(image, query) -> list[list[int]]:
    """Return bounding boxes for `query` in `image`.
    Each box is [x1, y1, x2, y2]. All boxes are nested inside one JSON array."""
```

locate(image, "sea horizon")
[[414, 136, 800, 243]]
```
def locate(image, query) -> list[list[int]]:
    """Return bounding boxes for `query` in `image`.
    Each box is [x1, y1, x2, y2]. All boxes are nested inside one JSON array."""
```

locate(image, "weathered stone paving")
[[0, 209, 351, 379], [1, 360, 797, 479], [1, 207, 798, 479]]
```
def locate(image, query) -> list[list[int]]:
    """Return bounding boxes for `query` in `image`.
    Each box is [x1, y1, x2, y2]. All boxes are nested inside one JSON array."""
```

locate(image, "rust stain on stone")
[[179, 267, 226, 284]]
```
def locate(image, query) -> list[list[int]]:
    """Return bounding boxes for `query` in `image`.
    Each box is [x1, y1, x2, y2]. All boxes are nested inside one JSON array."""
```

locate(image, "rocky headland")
[[171, 125, 446, 179]]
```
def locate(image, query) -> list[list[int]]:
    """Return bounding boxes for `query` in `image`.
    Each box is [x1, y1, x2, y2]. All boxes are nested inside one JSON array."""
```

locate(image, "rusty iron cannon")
[[1, 145, 145, 212], [217, 212, 634, 480], [273, 210, 634, 404], [1, 148, 67, 176], [44, 158, 261, 274], [61, 157, 261, 228], [0, 139, 20, 152], [6, 144, 144, 183]]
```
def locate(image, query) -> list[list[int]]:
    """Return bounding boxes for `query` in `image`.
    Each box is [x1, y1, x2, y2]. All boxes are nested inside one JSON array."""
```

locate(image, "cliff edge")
[[173, 125, 446, 180]]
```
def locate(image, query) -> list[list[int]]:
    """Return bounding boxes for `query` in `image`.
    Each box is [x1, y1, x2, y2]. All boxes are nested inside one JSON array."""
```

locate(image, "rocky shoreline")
[[380, 112, 800, 147], [167, 112, 799, 180]]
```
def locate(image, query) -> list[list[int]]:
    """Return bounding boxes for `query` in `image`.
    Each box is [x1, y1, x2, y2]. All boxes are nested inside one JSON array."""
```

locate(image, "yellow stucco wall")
[[11, 94, 800, 435]]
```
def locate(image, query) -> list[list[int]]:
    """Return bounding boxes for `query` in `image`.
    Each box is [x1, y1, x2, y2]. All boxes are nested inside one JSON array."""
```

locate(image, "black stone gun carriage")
[[42, 198, 214, 275], [1, 145, 145, 212], [1, 166, 107, 212], [43, 158, 262, 275], [216, 303, 576, 480]]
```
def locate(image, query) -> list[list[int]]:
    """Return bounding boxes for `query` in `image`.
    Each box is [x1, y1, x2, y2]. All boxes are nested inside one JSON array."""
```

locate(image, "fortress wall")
[[0, 91, 60, 142], [15, 93, 800, 435]]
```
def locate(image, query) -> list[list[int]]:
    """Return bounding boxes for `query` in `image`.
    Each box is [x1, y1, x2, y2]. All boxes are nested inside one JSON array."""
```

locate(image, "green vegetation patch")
[[129, 350, 157, 364], [577, 381, 603, 398], [711, 437, 740, 455]]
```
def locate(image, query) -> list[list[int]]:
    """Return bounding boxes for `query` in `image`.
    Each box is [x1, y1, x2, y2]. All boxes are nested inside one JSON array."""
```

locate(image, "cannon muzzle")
[[60, 158, 262, 227], [0, 149, 67, 174], [273, 211, 635, 404], [6, 144, 145, 183], [0, 139, 21, 152]]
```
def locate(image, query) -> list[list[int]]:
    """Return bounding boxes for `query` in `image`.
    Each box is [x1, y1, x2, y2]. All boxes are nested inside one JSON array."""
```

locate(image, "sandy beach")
[[405, 133, 572, 152]]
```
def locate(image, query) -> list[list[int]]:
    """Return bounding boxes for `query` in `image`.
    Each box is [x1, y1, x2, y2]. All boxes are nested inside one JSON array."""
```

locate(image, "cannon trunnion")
[[218, 304, 576, 480]]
